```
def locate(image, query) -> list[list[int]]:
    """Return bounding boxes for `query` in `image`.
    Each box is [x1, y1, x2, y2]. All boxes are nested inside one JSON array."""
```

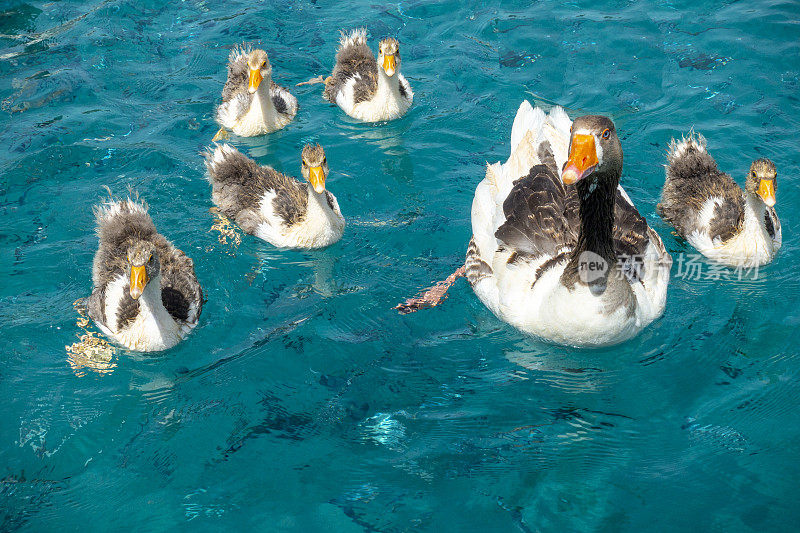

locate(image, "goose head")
[[745, 158, 777, 207], [301, 143, 329, 194], [127, 241, 160, 300], [562, 115, 623, 190], [246, 49, 271, 93], [378, 38, 400, 77]]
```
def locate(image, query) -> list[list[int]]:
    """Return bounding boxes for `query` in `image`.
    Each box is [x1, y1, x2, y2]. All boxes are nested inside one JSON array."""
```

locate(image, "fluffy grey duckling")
[[307, 29, 412, 122], [659, 132, 780, 267], [204, 143, 344, 249], [86, 197, 203, 352], [214, 47, 297, 140]]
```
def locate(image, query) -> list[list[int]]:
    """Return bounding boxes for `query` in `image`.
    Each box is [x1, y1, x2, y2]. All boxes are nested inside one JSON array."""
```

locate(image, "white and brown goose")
[[659, 133, 780, 267], [308, 29, 412, 122], [399, 102, 671, 347], [205, 143, 344, 249], [214, 47, 297, 140], [86, 197, 203, 352]]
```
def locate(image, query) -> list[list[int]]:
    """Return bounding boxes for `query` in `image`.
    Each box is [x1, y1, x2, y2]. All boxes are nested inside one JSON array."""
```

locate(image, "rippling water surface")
[[2, 0, 799, 530]]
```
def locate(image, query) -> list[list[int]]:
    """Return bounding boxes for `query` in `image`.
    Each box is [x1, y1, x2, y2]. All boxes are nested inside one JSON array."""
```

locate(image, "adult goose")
[[214, 47, 297, 140], [659, 133, 780, 267], [399, 102, 671, 347], [303, 29, 412, 122], [86, 197, 203, 352], [205, 143, 344, 249]]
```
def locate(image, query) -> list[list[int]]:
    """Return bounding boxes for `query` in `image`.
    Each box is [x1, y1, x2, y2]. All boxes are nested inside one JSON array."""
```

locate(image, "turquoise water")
[[2, 0, 799, 530]]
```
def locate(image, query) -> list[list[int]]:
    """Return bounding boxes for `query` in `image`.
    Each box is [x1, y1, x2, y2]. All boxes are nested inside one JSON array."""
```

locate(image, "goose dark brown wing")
[[613, 191, 650, 281], [494, 157, 578, 259], [494, 171, 652, 281]]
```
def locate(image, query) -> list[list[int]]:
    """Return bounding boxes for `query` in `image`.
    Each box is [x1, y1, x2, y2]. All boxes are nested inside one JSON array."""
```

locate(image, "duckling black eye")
[[322, 157, 327, 165], [601, 128, 610, 140], [751, 171, 757, 177]]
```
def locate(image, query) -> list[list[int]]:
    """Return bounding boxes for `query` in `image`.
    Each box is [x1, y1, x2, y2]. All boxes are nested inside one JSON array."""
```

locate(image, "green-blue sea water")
[[2, 0, 799, 530]]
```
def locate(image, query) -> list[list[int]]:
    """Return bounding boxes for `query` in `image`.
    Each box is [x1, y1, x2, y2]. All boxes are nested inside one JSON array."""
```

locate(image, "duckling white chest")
[[689, 195, 778, 267], [339, 74, 412, 122], [231, 90, 290, 136], [101, 275, 183, 352], [255, 188, 345, 249]]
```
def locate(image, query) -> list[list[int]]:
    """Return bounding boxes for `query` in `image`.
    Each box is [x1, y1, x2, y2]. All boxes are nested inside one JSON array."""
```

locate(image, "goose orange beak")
[[383, 54, 396, 76], [562, 134, 599, 185], [129, 265, 148, 300], [248, 68, 263, 92], [309, 166, 325, 193], [757, 179, 775, 207]]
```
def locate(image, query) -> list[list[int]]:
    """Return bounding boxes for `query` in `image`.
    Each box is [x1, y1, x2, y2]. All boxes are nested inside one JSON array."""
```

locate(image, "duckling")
[[86, 197, 203, 352], [214, 47, 298, 140], [204, 143, 344, 249], [303, 29, 412, 122], [659, 132, 780, 267]]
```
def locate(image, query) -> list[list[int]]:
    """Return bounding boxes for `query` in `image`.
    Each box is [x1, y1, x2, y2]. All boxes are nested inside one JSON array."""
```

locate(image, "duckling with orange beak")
[[214, 47, 297, 140], [308, 29, 412, 122], [659, 133, 781, 267], [85, 197, 203, 352], [205, 143, 344, 249]]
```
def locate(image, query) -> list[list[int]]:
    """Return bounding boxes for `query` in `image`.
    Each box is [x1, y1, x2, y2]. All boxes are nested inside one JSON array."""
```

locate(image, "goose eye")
[[601, 128, 610, 140]]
